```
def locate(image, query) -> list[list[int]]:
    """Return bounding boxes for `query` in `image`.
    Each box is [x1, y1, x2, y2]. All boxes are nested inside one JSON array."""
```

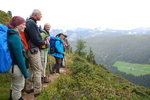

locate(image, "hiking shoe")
[[34, 92, 40, 97], [61, 65, 65, 68], [25, 89, 34, 94], [55, 73, 60, 76], [18, 97, 24, 100], [44, 76, 51, 83], [41, 77, 51, 83]]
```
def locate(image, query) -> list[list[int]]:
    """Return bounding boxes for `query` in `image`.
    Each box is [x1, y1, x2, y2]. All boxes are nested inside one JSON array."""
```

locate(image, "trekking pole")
[[42, 53, 45, 89], [48, 55, 52, 74]]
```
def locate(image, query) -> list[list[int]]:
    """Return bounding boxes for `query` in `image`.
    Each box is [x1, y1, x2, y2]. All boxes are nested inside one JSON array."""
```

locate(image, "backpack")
[[49, 36, 61, 54], [0, 24, 12, 73], [20, 32, 29, 50]]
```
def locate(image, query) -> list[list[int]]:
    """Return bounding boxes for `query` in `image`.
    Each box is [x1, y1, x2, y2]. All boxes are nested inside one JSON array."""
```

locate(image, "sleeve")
[[10, 35, 29, 78], [40, 32, 47, 40], [26, 21, 45, 47], [55, 41, 64, 54]]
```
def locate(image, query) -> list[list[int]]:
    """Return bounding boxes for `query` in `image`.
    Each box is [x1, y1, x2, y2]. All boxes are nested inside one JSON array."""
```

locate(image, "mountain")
[[71, 34, 150, 66], [71, 34, 150, 88], [51, 27, 150, 41]]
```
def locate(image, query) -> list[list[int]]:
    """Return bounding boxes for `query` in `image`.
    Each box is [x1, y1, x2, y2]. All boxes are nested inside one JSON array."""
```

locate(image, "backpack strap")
[[12, 65, 14, 73]]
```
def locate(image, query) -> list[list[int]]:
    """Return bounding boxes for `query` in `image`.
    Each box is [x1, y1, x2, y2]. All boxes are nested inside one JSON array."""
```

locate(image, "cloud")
[[1, 0, 150, 29]]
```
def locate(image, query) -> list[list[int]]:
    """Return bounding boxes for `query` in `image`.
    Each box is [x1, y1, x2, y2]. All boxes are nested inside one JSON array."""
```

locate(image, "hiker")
[[7, 16, 29, 100], [51, 33, 65, 74], [61, 35, 69, 68], [40, 23, 51, 83], [25, 9, 49, 96]]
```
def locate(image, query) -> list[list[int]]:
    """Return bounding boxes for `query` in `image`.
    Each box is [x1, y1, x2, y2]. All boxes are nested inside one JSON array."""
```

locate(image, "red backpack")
[[20, 32, 29, 50]]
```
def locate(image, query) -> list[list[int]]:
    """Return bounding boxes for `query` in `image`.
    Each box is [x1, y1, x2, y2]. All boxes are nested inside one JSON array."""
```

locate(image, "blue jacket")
[[51, 37, 64, 58]]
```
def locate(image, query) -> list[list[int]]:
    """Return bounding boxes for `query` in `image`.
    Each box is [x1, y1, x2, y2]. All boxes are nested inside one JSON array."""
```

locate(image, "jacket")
[[7, 28, 29, 78], [40, 29, 50, 51], [25, 18, 45, 48], [40, 29, 50, 40]]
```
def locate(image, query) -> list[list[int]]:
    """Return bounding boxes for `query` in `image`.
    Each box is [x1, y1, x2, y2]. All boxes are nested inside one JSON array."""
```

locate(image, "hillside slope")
[[85, 34, 150, 66], [37, 54, 150, 100], [71, 34, 150, 66], [0, 10, 11, 24]]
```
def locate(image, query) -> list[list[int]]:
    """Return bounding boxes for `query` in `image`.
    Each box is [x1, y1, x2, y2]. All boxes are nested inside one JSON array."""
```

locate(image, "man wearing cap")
[[51, 33, 65, 74]]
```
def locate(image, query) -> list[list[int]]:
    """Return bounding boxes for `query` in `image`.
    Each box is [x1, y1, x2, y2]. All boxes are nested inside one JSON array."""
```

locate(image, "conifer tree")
[[75, 40, 87, 58], [87, 48, 96, 64], [0, 10, 11, 24], [7, 11, 12, 18]]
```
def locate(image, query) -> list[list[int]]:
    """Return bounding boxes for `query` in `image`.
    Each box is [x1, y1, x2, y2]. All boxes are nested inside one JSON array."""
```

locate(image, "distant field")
[[113, 61, 150, 76]]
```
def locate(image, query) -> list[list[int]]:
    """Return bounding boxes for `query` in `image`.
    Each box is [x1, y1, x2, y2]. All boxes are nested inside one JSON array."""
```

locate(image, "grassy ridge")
[[37, 54, 150, 100], [0, 74, 11, 100], [113, 61, 150, 76]]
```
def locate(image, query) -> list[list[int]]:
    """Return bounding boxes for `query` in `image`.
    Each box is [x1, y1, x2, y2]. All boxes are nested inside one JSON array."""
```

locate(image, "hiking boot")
[[44, 76, 51, 83], [18, 97, 24, 100], [9, 90, 12, 100], [55, 73, 60, 76], [61, 65, 65, 68], [34, 92, 40, 97], [25, 89, 34, 94]]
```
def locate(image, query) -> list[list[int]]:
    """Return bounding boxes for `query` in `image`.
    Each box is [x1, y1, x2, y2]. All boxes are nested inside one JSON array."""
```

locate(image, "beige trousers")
[[25, 48, 42, 93], [10, 65, 25, 100], [40, 50, 48, 77]]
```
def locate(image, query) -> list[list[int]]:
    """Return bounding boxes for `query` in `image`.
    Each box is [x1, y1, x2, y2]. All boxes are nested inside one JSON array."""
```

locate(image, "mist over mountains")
[[61, 26, 150, 88], [69, 28, 150, 88], [51, 27, 150, 40]]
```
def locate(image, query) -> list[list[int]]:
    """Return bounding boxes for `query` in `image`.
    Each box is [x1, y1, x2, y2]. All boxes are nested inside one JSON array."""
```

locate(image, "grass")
[[0, 74, 11, 100], [113, 61, 150, 76], [37, 54, 150, 100], [1, 54, 150, 100], [0, 53, 71, 100]]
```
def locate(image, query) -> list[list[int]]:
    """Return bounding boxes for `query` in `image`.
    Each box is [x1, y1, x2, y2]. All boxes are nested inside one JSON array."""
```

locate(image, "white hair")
[[31, 9, 41, 17], [44, 23, 51, 27]]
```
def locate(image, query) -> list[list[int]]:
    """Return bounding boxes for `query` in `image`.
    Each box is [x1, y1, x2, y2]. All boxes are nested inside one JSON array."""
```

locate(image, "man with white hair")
[[40, 23, 51, 83], [25, 9, 48, 97]]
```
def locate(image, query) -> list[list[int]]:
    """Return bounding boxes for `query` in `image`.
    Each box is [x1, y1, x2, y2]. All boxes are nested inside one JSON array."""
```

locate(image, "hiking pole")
[[48, 55, 52, 74]]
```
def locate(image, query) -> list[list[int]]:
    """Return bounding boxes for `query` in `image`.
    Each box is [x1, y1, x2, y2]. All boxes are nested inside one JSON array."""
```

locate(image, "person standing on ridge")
[[25, 9, 48, 97], [40, 23, 51, 83], [7, 16, 29, 100], [51, 33, 65, 74]]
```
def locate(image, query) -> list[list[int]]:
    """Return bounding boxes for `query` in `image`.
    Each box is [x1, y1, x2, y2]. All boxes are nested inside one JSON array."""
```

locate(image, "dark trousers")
[[60, 58, 64, 67], [53, 57, 62, 73]]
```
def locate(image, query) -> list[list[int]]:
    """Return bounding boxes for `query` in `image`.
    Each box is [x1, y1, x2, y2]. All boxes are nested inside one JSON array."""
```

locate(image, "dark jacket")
[[7, 28, 29, 78], [25, 17, 45, 48]]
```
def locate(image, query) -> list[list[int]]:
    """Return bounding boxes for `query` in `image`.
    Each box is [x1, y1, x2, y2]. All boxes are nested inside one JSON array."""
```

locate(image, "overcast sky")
[[1, 0, 150, 30]]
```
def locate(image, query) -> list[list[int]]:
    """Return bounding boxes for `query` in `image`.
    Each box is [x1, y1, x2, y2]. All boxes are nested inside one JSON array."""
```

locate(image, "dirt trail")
[[22, 68, 67, 100]]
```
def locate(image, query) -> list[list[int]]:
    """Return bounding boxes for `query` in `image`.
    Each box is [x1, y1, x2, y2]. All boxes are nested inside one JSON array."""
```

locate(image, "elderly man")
[[25, 9, 48, 97], [40, 23, 51, 83]]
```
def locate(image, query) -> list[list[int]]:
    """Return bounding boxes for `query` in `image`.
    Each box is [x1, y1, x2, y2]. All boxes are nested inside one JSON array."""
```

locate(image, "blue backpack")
[[49, 36, 61, 54], [0, 24, 12, 73]]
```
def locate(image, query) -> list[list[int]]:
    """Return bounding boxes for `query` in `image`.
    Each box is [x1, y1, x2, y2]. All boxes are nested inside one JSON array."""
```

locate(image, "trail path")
[[23, 67, 68, 100]]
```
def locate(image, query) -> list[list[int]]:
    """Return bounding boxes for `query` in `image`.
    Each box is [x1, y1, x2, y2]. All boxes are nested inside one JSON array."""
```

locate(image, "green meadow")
[[113, 61, 150, 76]]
